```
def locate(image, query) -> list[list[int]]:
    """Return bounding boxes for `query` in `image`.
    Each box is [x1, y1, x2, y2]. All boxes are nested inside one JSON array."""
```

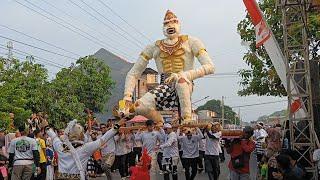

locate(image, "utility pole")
[[221, 96, 225, 128], [238, 108, 241, 128], [6, 41, 13, 69], [26, 55, 34, 63]]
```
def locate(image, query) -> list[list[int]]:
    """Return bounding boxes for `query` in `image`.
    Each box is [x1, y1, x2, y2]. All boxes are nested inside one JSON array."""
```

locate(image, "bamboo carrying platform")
[[119, 123, 244, 138]]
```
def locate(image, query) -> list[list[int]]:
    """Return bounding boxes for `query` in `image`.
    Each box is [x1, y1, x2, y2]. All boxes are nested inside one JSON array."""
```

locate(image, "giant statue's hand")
[[164, 73, 180, 84]]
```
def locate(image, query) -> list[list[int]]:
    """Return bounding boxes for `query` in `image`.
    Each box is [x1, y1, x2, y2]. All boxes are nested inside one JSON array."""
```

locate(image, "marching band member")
[[204, 122, 222, 180], [177, 127, 204, 180], [160, 123, 179, 180]]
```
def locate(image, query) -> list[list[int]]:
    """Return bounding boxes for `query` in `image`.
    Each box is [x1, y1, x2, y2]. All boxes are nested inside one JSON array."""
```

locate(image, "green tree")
[[237, 0, 320, 96], [0, 57, 48, 129], [44, 55, 114, 127], [0, 55, 114, 130], [196, 99, 240, 125]]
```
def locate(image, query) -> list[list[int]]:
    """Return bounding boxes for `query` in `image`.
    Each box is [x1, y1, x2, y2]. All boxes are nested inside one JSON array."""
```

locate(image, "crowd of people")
[[0, 115, 225, 180], [251, 122, 308, 180], [0, 113, 319, 180]]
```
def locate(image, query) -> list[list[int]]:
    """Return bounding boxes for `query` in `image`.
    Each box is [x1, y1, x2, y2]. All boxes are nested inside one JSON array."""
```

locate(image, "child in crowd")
[[260, 156, 268, 180], [0, 160, 8, 180], [46, 138, 54, 180]]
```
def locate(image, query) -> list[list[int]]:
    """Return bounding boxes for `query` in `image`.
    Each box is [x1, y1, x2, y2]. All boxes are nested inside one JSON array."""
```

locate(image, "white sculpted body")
[[123, 10, 214, 125]]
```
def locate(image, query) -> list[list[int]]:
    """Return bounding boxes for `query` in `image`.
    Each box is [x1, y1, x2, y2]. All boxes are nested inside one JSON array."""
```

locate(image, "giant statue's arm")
[[182, 37, 215, 81], [123, 44, 155, 101]]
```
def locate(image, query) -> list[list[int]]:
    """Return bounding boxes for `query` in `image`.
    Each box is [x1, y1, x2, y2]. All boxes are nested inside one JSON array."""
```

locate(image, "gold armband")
[[195, 48, 207, 58], [124, 93, 133, 98], [140, 52, 151, 61]]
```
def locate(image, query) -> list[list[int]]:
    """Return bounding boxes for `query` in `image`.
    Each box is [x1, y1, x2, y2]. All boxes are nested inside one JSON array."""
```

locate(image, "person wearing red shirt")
[[225, 126, 255, 180]]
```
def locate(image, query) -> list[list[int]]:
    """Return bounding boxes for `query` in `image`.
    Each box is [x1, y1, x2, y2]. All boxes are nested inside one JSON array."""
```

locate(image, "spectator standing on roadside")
[[34, 129, 47, 180], [8, 126, 40, 180], [253, 122, 268, 163]]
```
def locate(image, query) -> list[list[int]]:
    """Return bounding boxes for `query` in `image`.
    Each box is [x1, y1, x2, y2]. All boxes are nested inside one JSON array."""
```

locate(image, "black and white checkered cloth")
[[150, 84, 179, 111], [87, 157, 96, 174]]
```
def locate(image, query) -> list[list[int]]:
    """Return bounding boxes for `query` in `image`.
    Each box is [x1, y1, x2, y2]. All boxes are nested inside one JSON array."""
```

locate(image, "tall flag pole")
[[242, 0, 306, 118]]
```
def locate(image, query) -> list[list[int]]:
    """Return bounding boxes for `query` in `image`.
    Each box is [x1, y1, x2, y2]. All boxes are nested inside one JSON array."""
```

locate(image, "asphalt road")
[[93, 152, 258, 180]]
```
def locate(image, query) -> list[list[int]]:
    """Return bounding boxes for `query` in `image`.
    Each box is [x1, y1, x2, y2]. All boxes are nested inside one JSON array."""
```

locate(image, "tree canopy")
[[0, 55, 114, 130], [237, 0, 320, 96], [196, 99, 240, 125]]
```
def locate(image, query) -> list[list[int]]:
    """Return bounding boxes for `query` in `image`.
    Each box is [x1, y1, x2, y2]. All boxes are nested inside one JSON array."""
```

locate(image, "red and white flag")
[[243, 0, 306, 118]]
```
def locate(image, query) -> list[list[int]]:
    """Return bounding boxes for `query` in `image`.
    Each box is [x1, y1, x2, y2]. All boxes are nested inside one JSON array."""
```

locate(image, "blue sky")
[[0, 0, 287, 122]]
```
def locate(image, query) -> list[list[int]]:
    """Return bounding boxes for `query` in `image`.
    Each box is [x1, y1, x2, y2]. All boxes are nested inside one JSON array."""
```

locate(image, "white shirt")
[[313, 149, 320, 174], [160, 131, 179, 158], [204, 131, 222, 156], [178, 128, 203, 158], [8, 136, 37, 166], [49, 128, 117, 175], [199, 139, 206, 151], [254, 128, 268, 142], [135, 130, 163, 154], [100, 135, 115, 155], [114, 134, 130, 156]]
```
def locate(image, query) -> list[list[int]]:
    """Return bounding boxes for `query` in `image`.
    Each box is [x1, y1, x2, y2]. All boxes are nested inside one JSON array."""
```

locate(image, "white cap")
[[211, 122, 220, 126], [163, 123, 172, 129]]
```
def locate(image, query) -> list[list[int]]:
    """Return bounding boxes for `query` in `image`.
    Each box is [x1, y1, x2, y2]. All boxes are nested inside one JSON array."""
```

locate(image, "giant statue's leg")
[[134, 92, 164, 126], [175, 77, 193, 124]]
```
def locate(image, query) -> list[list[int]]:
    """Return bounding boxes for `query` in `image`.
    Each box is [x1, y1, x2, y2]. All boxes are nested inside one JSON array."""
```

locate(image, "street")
[[93, 152, 258, 180]]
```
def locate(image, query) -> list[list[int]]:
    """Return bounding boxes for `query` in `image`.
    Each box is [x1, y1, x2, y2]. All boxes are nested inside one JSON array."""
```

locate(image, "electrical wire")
[[0, 24, 81, 57], [41, 0, 138, 54], [0, 44, 66, 67], [0, 35, 77, 60], [23, 0, 134, 58], [96, 0, 152, 43], [230, 100, 287, 108], [13, 0, 132, 59], [0, 52, 58, 77], [78, 0, 146, 47], [67, 0, 143, 49], [0, 46, 64, 69]]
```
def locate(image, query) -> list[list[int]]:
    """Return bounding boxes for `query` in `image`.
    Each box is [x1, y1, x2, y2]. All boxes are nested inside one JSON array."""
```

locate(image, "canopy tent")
[[127, 115, 148, 123]]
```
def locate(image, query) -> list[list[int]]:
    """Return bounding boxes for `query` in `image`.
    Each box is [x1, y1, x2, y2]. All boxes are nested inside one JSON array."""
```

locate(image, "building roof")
[[142, 67, 158, 75], [94, 48, 133, 121]]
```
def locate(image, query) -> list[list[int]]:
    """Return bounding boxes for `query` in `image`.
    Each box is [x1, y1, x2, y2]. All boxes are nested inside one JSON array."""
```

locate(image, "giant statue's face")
[[162, 10, 181, 39], [163, 19, 181, 39]]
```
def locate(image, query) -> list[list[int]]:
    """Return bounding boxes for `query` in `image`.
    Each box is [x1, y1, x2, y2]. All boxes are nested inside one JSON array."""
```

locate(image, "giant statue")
[[122, 10, 214, 125]]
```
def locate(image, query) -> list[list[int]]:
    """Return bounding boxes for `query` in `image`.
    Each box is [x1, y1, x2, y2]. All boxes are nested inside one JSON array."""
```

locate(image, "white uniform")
[[47, 128, 117, 175]]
